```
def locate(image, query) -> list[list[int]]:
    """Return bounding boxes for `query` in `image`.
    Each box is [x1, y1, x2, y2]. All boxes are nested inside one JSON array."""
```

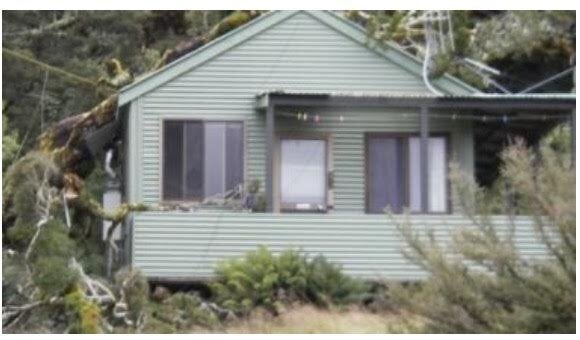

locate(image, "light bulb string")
[[274, 110, 570, 123]]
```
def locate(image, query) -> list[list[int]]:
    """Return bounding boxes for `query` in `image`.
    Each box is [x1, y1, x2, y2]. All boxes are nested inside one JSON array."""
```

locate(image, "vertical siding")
[[133, 11, 474, 210]]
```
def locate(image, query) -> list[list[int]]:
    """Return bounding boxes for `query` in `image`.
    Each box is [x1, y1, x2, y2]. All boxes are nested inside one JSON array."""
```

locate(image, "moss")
[[64, 286, 102, 333], [204, 11, 257, 43]]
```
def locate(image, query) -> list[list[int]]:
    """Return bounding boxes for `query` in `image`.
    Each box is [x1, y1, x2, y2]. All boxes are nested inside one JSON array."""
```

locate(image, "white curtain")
[[409, 138, 422, 212], [428, 138, 447, 212], [204, 122, 226, 198], [281, 139, 326, 206], [409, 137, 447, 213]]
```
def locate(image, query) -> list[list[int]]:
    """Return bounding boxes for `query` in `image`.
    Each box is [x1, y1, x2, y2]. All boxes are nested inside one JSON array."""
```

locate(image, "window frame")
[[159, 118, 245, 204], [364, 132, 452, 215], [278, 133, 330, 213]]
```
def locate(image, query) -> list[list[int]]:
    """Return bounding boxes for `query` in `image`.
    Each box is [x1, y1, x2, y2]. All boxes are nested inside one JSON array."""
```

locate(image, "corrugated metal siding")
[[132, 212, 547, 281], [134, 11, 474, 209]]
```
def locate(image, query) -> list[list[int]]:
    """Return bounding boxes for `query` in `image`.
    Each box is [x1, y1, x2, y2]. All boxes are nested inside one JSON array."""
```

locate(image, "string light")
[[278, 110, 570, 124]]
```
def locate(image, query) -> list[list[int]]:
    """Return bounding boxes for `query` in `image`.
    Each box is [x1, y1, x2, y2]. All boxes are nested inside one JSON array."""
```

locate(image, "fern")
[[211, 246, 369, 315]]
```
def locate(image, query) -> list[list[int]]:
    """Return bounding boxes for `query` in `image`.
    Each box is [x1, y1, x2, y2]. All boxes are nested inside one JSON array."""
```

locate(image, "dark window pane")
[[163, 121, 184, 200], [204, 122, 226, 198], [368, 137, 403, 213], [225, 123, 244, 191], [184, 121, 204, 199]]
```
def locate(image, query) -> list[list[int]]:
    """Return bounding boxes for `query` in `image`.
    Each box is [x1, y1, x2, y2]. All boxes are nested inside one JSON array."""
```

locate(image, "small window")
[[367, 134, 448, 214], [162, 120, 243, 201], [280, 138, 327, 211]]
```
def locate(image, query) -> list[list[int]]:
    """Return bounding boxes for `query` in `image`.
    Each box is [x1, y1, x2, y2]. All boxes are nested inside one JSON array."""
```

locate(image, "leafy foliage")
[[114, 267, 150, 327], [356, 10, 574, 92], [64, 286, 103, 334], [29, 220, 78, 297], [2, 111, 20, 173], [212, 247, 369, 314], [391, 129, 575, 333], [147, 292, 219, 332], [3, 152, 60, 241]]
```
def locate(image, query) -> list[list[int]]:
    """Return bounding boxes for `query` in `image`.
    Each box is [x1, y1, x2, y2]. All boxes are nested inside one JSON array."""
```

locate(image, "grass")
[[190, 304, 424, 334]]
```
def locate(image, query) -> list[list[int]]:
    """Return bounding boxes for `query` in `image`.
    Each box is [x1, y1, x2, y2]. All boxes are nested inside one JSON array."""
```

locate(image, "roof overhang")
[[256, 91, 576, 111]]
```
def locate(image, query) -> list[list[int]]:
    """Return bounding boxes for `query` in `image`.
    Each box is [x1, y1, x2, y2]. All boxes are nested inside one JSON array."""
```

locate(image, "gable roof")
[[119, 10, 479, 105]]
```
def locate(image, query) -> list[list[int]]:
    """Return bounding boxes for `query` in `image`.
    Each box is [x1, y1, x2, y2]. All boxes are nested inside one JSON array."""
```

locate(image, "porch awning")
[[256, 90, 575, 110], [256, 90, 575, 186]]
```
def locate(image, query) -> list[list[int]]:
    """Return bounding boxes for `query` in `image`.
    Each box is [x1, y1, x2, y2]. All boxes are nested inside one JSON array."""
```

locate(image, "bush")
[[211, 247, 368, 314], [391, 131, 575, 333], [3, 152, 60, 242], [29, 219, 78, 297], [114, 267, 150, 327], [64, 286, 103, 334], [148, 292, 219, 331]]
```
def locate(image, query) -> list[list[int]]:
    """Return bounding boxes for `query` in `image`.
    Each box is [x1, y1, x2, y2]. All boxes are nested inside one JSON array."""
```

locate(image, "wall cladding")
[[133, 11, 474, 212]]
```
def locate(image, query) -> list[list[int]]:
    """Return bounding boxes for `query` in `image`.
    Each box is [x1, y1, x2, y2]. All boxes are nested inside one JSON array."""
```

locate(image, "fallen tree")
[[2, 10, 262, 333]]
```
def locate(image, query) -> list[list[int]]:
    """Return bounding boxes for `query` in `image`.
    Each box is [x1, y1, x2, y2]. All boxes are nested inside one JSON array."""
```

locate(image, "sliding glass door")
[[366, 134, 448, 214]]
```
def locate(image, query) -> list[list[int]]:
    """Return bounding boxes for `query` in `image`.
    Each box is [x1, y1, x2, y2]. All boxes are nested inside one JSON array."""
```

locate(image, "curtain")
[[428, 137, 447, 212], [409, 137, 447, 213], [281, 139, 326, 206], [368, 137, 404, 213], [184, 121, 204, 199], [162, 121, 184, 200], [204, 122, 226, 198]]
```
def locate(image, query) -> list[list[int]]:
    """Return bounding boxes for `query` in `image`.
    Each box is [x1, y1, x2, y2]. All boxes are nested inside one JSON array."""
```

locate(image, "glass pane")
[[204, 122, 226, 198], [281, 139, 326, 207], [368, 138, 403, 214], [184, 122, 204, 199], [225, 123, 244, 192], [162, 121, 184, 200], [409, 137, 448, 213]]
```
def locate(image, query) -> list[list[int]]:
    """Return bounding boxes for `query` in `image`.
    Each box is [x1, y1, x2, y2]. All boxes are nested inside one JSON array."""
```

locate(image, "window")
[[162, 120, 243, 201], [366, 134, 448, 214], [280, 138, 327, 211]]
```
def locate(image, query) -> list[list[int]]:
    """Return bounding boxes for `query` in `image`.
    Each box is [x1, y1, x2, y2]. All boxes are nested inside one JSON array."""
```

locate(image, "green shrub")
[[28, 219, 78, 297], [212, 247, 368, 314], [64, 286, 103, 333], [3, 152, 60, 241], [391, 134, 575, 333], [149, 292, 218, 331], [305, 255, 369, 307], [114, 267, 149, 327]]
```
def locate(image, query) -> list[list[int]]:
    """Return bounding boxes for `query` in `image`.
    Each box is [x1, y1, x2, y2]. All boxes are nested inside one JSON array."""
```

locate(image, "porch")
[[257, 91, 575, 212]]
